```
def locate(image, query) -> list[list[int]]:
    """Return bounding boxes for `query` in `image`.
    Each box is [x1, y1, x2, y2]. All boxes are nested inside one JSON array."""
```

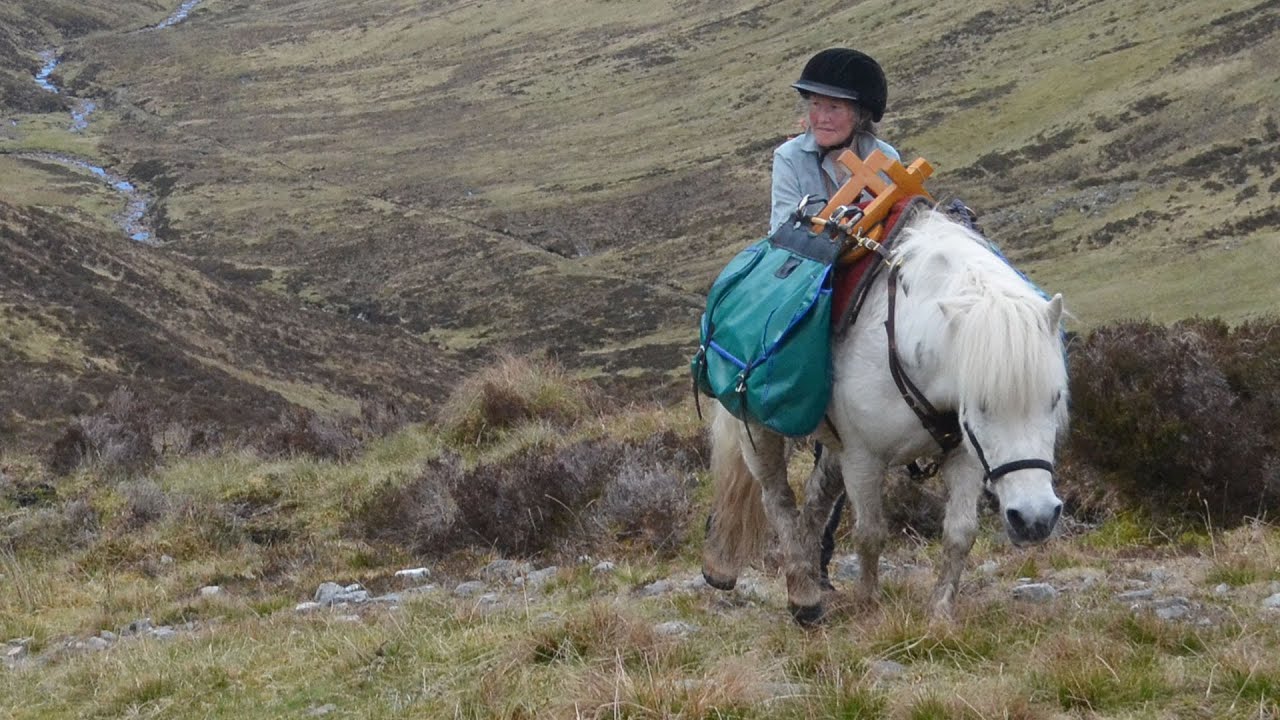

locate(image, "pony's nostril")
[[1051, 503, 1062, 527], [1006, 508, 1028, 534]]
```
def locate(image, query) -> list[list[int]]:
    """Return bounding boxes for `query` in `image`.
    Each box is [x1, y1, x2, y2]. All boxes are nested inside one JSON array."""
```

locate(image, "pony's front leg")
[[842, 451, 888, 604], [744, 429, 824, 625], [931, 453, 984, 620]]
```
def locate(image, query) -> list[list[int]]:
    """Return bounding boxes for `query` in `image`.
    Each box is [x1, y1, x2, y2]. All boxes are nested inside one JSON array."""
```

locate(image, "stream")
[[25, 1, 202, 242]]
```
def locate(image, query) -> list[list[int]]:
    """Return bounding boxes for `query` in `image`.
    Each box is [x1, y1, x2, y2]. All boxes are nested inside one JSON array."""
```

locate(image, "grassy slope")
[[2, 0, 1276, 432]]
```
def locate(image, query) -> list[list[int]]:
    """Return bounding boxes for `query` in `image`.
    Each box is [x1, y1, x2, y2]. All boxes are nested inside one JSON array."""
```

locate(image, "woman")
[[770, 48, 900, 587], [770, 48, 900, 233]]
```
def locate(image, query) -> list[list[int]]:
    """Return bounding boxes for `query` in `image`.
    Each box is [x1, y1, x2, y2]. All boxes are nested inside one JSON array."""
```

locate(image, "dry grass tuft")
[[437, 353, 600, 448]]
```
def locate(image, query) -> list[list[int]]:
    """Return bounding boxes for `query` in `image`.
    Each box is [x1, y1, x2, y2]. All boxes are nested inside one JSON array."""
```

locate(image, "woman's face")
[[807, 94, 858, 149]]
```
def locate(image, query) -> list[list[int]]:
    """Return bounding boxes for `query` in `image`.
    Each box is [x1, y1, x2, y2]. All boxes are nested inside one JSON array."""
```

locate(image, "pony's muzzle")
[[1005, 502, 1061, 546]]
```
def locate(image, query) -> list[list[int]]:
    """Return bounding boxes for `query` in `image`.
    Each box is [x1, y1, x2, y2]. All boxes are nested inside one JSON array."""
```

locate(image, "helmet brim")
[[791, 80, 862, 103]]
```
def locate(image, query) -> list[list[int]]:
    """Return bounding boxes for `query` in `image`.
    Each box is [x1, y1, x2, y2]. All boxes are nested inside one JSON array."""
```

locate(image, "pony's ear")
[[1044, 293, 1064, 333]]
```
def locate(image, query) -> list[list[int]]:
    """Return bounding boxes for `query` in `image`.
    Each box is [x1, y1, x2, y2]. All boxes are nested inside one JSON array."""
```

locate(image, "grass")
[[6, 437, 1280, 717]]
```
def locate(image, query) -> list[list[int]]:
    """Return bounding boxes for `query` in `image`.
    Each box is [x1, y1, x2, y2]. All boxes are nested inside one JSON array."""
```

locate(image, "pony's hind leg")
[[931, 453, 984, 620], [745, 428, 825, 624], [841, 450, 889, 604], [702, 405, 769, 591]]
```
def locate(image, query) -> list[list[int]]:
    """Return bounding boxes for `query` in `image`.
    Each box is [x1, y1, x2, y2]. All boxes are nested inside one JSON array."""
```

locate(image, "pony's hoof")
[[702, 570, 736, 591], [789, 602, 825, 627]]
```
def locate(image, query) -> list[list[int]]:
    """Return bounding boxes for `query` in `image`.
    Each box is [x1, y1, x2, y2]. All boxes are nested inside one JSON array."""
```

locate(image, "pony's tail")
[[702, 404, 768, 588]]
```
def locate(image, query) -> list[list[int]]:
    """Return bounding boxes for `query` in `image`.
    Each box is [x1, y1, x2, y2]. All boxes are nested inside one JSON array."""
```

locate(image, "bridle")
[[884, 262, 1055, 488]]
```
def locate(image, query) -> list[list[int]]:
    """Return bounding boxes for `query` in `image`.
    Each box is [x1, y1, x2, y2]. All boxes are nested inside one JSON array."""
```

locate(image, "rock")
[[149, 627, 178, 640], [977, 560, 999, 576], [394, 567, 431, 582], [831, 557, 861, 581], [98, 631, 118, 642], [516, 566, 558, 589], [306, 704, 337, 717], [591, 561, 616, 574], [1116, 589, 1156, 602], [639, 580, 673, 597], [654, 621, 698, 637], [1214, 583, 1231, 596], [1148, 567, 1172, 584], [84, 637, 110, 651], [477, 593, 501, 606], [866, 659, 907, 680], [1012, 583, 1059, 603], [734, 577, 771, 602], [295, 602, 322, 613], [481, 559, 532, 583], [314, 582, 344, 605], [454, 581, 486, 598], [315, 582, 369, 606], [159, 554, 175, 565], [1155, 600, 1191, 621], [334, 615, 361, 623], [1261, 593, 1280, 609], [199, 586, 223, 597], [374, 593, 402, 604], [125, 618, 154, 635], [682, 575, 708, 592], [5, 645, 27, 660]]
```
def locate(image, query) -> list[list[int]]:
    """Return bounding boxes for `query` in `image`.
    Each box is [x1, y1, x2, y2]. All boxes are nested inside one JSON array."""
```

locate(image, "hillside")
[[1, 0, 1277, 437]]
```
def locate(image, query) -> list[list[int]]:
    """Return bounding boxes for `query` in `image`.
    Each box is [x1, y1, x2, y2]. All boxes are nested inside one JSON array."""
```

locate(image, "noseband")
[[884, 263, 1055, 487]]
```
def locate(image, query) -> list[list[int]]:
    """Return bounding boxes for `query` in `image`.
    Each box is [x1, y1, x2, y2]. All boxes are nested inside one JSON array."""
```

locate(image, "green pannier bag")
[[690, 222, 838, 437]]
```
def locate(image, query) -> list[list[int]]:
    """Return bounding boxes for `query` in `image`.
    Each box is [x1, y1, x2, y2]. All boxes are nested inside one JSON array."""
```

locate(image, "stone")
[[654, 621, 698, 637], [394, 567, 431, 582], [1214, 583, 1231, 596], [639, 580, 673, 597], [481, 559, 532, 583], [1260, 593, 1280, 609], [5, 645, 27, 660], [591, 561, 616, 574], [295, 602, 322, 613], [1155, 604, 1191, 621], [518, 567, 558, 588], [199, 586, 223, 597], [1148, 567, 1172, 584], [149, 627, 178, 640], [125, 618, 154, 635], [454, 581, 486, 598], [977, 560, 999, 576], [334, 615, 361, 623], [477, 593, 501, 606], [682, 575, 708, 591], [159, 554, 175, 565], [306, 704, 338, 717], [867, 659, 907, 680], [84, 637, 110, 651], [1116, 589, 1156, 602], [1012, 583, 1059, 603], [314, 582, 344, 605], [98, 631, 118, 642]]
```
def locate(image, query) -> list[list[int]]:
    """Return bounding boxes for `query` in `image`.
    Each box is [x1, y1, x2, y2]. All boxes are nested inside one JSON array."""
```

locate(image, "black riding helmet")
[[792, 48, 888, 122]]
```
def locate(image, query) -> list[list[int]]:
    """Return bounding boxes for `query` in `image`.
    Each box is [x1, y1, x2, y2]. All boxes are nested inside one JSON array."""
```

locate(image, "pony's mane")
[[897, 211, 1068, 418]]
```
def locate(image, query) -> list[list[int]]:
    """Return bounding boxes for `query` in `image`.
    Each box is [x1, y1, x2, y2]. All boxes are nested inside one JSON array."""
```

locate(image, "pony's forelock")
[[899, 211, 1068, 417]]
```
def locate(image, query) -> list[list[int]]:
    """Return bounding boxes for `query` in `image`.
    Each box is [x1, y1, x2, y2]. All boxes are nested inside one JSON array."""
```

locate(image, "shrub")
[[256, 408, 360, 462], [46, 388, 158, 475], [354, 430, 705, 557], [437, 354, 598, 447], [1064, 318, 1280, 527]]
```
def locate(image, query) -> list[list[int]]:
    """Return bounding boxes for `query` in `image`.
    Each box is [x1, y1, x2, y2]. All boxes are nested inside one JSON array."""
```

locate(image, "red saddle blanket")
[[831, 196, 925, 327]]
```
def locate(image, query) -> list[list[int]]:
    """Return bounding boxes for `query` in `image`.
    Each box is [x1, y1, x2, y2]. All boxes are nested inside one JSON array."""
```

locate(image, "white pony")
[[701, 210, 1069, 623]]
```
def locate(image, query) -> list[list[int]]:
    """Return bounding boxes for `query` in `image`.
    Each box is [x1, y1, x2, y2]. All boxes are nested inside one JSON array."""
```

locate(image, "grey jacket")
[[770, 130, 901, 233]]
